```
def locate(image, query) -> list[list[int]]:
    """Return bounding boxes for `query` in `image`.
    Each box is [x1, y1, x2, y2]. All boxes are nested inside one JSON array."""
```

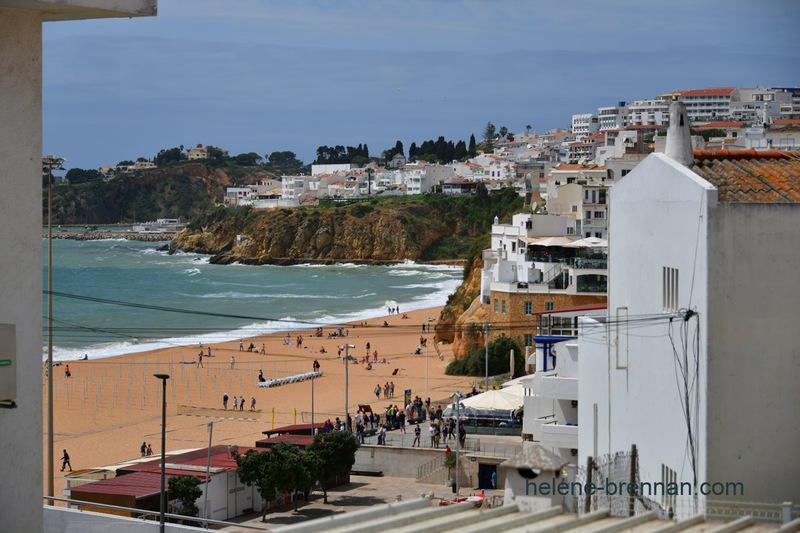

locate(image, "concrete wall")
[[578, 154, 714, 515], [706, 202, 800, 504], [354, 445, 449, 478], [0, 9, 44, 532], [44, 506, 199, 533]]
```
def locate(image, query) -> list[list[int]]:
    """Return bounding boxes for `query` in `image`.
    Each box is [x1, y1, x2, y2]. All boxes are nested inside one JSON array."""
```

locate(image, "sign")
[[0, 324, 15, 402]]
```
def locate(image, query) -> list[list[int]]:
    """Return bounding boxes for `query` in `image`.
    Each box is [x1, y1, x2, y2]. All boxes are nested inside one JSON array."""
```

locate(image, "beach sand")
[[43, 306, 474, 491]]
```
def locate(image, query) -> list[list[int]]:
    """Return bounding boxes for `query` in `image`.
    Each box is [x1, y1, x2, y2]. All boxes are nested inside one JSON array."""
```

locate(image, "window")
[[524, 334, 533, 347], [594, 211, 604, 219], [595, 232, 602, 238], [502, 300, 506, 314], [572, 205, 578, 212], [524, 301, 533, 315], [567, 227, 574, 235], [621, 169, 630, 177], [494, 299, 498, 313], [663, 266, 679, 312], [545, 301, 555, 311]]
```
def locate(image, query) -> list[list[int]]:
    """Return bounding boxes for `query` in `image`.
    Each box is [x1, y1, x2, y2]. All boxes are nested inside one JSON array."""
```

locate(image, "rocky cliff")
[[174, 205, 455, 264]]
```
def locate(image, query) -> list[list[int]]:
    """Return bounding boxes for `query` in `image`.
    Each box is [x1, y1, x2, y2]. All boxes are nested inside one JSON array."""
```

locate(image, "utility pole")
[[343, 344, 354, 430], [450, 391, 463, 497], [42, 155, 66, 505], [204, 422, 213, 527]]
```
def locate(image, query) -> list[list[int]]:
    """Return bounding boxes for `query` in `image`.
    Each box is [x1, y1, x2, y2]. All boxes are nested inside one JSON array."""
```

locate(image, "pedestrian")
[[389, 381, 394, 398], [374, 384, 381, 399], [239, 339, 244, 352], [230, 356, 235, 369], [146, 443, 153, 456], [413, 424, 421, 447], [232, 395, 238, 411], [60, 449, 72, 472], [239, 396, 245, 411], [198, 352, 203, 367], [223, 393, 228, 410], [250, 396, 256, 411], [434, 424, 441, 448], [64, 364, 71, 378], [429, 423, 436, 447], [208, 346, 211, 357], [398, 409, 406, 433], [140, 441, 147, 456]]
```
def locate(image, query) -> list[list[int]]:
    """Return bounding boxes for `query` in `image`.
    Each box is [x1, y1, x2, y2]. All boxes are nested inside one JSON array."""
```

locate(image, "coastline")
[[43, 305, 474, 492]]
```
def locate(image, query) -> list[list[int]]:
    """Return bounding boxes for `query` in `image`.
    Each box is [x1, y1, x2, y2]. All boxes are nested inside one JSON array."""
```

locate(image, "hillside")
[[43, 163, 274, 225]]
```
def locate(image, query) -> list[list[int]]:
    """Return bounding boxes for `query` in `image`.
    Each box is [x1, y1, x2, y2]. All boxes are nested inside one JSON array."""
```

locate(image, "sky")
[[43, 0, 800, 171]]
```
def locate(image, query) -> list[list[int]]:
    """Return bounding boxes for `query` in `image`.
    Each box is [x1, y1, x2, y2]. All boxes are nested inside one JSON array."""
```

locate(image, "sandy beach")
[[43, 305, 475, 491]]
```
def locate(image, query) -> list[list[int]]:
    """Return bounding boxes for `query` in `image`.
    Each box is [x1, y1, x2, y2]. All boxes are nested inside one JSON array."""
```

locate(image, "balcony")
[[531, 417, 578, 449], [533, 373, 578, 400]]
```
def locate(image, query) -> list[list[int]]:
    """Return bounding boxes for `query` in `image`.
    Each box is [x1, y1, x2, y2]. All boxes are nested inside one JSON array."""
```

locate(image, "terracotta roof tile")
[[678, 88, 736, 97], [692, 150, 800, 203]]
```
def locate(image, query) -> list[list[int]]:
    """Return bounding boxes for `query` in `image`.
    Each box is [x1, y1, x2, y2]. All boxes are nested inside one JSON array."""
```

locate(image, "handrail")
[[44, 495, 271, 531], [416, 454, 446, 480], [541, 263, 564, 284]]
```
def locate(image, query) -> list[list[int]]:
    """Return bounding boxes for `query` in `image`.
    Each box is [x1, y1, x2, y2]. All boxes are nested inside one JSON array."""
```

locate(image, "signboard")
[[0, 324, 15, 402]]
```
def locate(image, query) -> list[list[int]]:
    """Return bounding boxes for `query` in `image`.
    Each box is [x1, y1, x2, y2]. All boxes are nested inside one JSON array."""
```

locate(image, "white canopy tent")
[[442, 388, 524, 420]]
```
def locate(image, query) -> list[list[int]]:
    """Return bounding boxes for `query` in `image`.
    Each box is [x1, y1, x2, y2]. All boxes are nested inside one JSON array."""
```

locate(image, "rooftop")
[[692, 150, 800, 203]]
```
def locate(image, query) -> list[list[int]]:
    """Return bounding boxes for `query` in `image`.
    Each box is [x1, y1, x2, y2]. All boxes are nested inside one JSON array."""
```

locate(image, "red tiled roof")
[[692, 150, 800, 203], [773, 119, 800, 125], [678, 88, 736, 97], [70, 471, 171, 498], [554, 164, 606, 171], [584, 134, 605, 140]]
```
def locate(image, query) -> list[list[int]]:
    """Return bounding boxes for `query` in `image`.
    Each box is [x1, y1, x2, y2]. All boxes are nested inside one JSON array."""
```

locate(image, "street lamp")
[[449, 391, 464, 497], [154, 373, 170, 533], [342, 344, 355, 430], [42, 154, 66, 505]]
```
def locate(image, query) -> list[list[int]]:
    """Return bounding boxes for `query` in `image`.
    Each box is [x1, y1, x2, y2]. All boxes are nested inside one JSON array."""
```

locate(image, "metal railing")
[[417, 454, 446, 480], [44, 495, 271, 530]]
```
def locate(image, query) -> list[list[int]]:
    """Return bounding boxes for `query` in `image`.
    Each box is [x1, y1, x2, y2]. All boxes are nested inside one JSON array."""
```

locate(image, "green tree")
[[445, 335, 524, 379], [499, 126, 508, 139], [167, 475, 203, 520], [482, 122, 496, 145], [526, 124, 531, 132], [235, 152, 262, 166], [269, 442, 315, 512], [65, 168, 103, 185], [155, 147, 184, 166], [306, 430, 359, 504], [235, 449, 280, 521], [468, 134, 477, 157]]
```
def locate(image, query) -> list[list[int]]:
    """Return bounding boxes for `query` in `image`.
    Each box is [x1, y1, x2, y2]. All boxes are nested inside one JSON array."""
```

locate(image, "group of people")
[[140, 441, 154, 456], [375, 381, 395, 399], [222, 392, 257, 412], [387, 306, 400, 315]]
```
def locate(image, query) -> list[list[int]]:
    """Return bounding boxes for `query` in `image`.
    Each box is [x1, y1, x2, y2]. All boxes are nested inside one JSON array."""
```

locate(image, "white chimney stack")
[[665, 99, 694, 167]]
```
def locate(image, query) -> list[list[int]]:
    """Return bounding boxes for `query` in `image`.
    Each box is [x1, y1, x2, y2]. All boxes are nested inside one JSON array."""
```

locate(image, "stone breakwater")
[[42, 232, 172, 242]]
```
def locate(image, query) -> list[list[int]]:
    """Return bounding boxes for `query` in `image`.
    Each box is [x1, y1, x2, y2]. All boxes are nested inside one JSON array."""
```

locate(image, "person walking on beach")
[[374, 384, 381, 399], [232, 395, 238, 411], [197, 352, 203, 367], [239, 340, 244, 352], [239, 396, 245, 412], [146, 444, 153, 456], [223, 393, 228, 410], [250, 396, 256, 411], [230, 356, 235, 369], [141, 442, 147, 456], [60, 449, 72, 472], [64, 364, 71, 378], [208, 346, 211, 357]]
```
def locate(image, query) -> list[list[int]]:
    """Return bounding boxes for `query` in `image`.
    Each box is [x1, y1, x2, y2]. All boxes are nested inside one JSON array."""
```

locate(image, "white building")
[[578, 101, 800, 518], [598, 103, 630, 131], [571, 113, 600, 140], [186, 146, 209, 160], [1, 3, 157, 532], [672, 87, 739, 122], [627, 99, 669, 127]]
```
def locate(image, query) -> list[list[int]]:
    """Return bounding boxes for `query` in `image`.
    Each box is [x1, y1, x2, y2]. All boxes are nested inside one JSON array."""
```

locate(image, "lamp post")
[[203, 421, 213, 527], [42, 154, 66, 505], [342, 344, 354, 430], [449, 391, 464, 497], [154, 373, 170, 533], [425, 311, 429, 403]]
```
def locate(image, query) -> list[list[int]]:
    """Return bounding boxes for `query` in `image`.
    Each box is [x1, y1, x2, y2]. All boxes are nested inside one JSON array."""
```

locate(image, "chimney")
[[664, 99, 693, 167]]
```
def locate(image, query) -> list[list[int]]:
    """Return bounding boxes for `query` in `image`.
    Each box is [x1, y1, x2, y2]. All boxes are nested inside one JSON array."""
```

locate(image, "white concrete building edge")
[[579, 153, 714, 514], [0, 2, 156, 532]]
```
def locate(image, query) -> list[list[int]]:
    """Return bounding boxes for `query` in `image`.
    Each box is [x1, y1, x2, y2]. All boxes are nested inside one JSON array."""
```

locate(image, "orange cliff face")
[[172, 206, 449, 265]]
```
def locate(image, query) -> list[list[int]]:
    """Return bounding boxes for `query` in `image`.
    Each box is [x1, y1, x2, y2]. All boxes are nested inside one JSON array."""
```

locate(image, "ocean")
[[42, 237, 463, 362]]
